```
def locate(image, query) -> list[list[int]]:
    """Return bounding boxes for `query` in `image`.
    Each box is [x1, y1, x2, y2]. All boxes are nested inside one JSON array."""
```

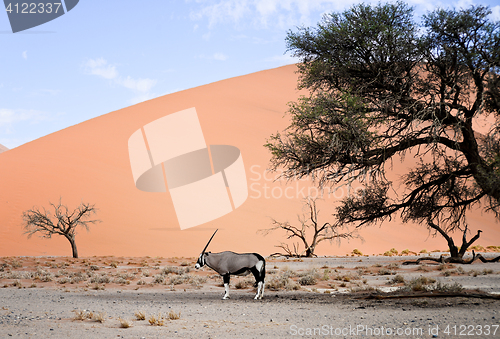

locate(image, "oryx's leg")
[[251, 267, 264, 300], [255, 281, 264, 299], [222, 274, 230, 300]]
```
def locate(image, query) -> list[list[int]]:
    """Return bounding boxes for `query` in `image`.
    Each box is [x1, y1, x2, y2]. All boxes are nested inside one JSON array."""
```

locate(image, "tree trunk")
[[305, 244, 317, 257], [66, 236, 78, 258]]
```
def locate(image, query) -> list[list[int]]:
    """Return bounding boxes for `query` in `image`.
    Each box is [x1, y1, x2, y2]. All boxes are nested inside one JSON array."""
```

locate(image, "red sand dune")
[[0, 65, 498, 258]]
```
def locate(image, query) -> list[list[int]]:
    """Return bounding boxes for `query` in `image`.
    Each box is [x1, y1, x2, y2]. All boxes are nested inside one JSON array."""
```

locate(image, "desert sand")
[[1, 254, 499, 338], [0, 64, 498, 260]]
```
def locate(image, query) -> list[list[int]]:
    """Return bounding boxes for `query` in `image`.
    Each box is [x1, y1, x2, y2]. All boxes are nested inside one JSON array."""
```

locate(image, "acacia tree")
[[22, 200, 100, 258], [266, 2, 500, 262], [261, 197, 356, 257]]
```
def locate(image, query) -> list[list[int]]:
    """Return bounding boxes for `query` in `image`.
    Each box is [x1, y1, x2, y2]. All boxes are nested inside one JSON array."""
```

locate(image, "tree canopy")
[[266, 2, 500, 255]]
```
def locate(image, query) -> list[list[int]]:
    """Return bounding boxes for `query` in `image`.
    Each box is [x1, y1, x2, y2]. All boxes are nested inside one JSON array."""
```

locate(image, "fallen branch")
[[403, 251, 500, 265], [358, 291, 500, 300]]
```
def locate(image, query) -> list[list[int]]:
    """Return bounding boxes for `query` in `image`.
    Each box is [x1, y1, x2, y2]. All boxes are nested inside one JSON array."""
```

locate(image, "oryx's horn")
[[201, 229, 218, 254]]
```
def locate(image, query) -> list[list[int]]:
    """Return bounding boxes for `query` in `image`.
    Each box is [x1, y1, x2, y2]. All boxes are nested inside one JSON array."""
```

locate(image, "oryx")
[[195, 229, 265, 300]]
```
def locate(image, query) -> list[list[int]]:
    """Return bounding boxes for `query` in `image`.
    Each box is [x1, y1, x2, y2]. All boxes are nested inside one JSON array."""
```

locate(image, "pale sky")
[[1, 0, 499, 149]]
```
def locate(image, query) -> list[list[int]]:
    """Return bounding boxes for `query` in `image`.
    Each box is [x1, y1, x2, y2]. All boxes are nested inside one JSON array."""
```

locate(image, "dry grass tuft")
[[167, 310, 181, 320], [72, 309, 93, 321], [118, 318, 133, 328], [134, 311, 146, 320], [148, 313, 166, 326], [234, 278, 253, 289], [402, 276, 437, 292], [92, 311, 106, 323], [266, 275, 300, 291]]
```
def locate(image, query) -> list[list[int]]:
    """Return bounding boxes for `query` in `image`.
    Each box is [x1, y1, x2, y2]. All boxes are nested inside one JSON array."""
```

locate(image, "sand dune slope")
[[0, 65, 498, 257]]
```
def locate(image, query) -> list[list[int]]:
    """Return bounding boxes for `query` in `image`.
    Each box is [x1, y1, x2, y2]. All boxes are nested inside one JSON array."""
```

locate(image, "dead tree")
[[403, 221, 500, 265], [22, 199, 100, 258], [260, 197, 356, 257]]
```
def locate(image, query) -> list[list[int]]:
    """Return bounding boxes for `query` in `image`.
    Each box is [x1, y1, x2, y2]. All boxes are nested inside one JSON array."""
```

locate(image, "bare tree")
[[22, 199, 100, 258], [403, 223, 500, 264], [260, 197, 356, 257]]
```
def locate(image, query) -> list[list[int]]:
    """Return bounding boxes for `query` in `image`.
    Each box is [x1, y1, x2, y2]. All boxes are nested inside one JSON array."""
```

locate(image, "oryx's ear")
[[206, 252, 211, 255]]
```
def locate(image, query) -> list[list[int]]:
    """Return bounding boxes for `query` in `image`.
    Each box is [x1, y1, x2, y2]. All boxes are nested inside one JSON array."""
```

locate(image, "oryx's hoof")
[[222, 295, 230, 300]]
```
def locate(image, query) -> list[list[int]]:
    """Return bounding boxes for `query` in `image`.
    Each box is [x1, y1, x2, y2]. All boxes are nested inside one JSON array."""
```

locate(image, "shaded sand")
[[0, 64, 499, 258], [1, 256, 499, 338]]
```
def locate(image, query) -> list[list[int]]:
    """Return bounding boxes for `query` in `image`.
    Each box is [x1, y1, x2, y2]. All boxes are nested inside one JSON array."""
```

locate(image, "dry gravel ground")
[[1, 255, 499, 338]]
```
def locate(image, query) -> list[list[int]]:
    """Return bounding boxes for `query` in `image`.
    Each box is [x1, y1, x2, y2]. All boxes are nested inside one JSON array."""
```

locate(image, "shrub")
[[377, 268, 394, 276], [235, 278, 252, 289], [168, 274, 190, 285], [403, 277, 436, 292], [416, 264, 429, 272], [190, 276, 207, 288], [266, 276, 300, 291], [57, 277, 70, 284], [322, 269, 330, 281], [10, 260, 22, 269], [298, 274, 317, 286], [432, 281, 463, 293], [388, 263, 400, 269], [90, 274, 110, 284], [383, 248, 398, 256], [352, 249, 363, 256], [389, 275, 405, 284], [161, 266, 187, 275], [280, 266, 298, 278], [335, 274, 360, 282], [153, 274, 165, 284], [114, 277, 130, 285]]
